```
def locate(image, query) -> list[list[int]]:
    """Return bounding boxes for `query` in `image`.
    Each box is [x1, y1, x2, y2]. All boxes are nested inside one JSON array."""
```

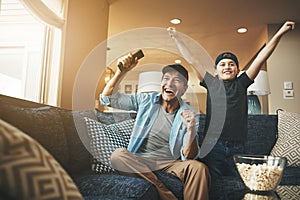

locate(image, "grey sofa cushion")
[[59, 109, 97, 175], [209, 176, 244, 200], [198, 114, 278, 155], [154, 171, 184, 200], [84, 195, 141, 200], [73, 173, 159, 200], [245, 114, 278, 155], [281, 167, 300, 185], [73, 171, 183, 200]]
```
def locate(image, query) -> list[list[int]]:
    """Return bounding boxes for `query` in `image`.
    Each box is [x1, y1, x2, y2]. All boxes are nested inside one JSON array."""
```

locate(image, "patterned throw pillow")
[[270, 110, 300, 167], [84, 117, 135, 173], [277, 185, 300, 199], [0, 119, 83, 200]]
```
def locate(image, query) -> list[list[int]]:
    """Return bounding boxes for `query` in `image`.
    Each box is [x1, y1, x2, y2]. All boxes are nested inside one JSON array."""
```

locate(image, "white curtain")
[[19, 0, 65, 28], [18, 0, 67, 106], [42, 0, 64, 16]]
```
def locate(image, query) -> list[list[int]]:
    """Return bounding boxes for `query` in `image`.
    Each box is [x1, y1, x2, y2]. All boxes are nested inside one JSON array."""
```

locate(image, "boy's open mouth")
[[223, 70, 232, 74]]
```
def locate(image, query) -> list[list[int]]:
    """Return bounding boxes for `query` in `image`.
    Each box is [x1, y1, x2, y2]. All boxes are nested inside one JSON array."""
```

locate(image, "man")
[[100, 54, 210, 200]]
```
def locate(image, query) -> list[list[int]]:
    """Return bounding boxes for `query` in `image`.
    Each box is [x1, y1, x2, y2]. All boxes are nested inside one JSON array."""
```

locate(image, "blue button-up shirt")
[[100, 92, 200, 160]]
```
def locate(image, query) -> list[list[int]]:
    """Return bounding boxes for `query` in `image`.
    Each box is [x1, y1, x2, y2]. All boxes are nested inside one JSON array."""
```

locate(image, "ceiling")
[[105, 0, 300, 89]]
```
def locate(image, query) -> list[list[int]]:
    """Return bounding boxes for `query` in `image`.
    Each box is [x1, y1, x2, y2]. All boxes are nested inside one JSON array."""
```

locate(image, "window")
[[0, 0, 63, 106]]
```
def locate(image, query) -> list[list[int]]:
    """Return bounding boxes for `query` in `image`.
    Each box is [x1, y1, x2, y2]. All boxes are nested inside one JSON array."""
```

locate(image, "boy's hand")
[[167, 27, 177, 39], [280, 21, 295, 35]]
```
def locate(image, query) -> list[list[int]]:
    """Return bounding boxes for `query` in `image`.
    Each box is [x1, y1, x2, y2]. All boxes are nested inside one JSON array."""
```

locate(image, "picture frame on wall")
[[122, 81, 138, 94], [124, 84, 133, 94]]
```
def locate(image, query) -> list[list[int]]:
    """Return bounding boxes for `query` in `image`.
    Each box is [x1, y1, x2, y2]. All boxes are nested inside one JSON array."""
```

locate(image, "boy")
[[169, 21, 295, 177]]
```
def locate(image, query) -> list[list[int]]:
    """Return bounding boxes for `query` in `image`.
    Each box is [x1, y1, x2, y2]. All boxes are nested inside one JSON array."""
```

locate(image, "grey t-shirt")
[[138, 105, 176, 159]]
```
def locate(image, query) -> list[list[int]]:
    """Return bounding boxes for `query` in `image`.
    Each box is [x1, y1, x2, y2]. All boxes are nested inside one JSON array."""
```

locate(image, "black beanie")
[[215, 52, 239, 68]]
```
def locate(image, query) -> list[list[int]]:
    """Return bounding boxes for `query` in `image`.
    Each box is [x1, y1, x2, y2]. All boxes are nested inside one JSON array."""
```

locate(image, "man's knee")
[[110, 148, 128, 165], [186, 160, 209, 174]]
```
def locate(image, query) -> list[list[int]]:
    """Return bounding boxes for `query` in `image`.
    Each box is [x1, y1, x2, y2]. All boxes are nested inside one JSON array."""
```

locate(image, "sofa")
[[0, 94, 299, 200]]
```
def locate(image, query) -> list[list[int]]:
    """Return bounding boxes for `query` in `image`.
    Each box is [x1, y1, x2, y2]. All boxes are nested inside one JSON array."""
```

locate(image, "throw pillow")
[[84, 117, 135, 173], [270, 110, 300, 167], [277, 185, 300, 199], [0, 119, 83, 200]]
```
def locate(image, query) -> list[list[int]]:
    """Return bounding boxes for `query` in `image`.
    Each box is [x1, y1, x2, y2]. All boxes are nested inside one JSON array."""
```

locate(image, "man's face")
[[161, 70, 188, 102], [216, 58, 240, 81]]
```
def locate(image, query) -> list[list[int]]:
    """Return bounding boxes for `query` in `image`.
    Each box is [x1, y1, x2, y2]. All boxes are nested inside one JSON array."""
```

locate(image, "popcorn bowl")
[[233, 155, 287, 192], [242, 191, 279, 200]]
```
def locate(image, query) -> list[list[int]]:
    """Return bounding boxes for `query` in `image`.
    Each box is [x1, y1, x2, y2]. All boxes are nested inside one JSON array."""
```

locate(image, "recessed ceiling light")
[[237, 27, 248, 33], [175, 59, 182, 64], [170, 18, 181, 25]]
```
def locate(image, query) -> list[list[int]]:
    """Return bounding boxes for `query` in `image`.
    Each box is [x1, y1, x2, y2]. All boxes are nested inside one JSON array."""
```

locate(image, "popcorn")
[[236, 162, 284, 191]]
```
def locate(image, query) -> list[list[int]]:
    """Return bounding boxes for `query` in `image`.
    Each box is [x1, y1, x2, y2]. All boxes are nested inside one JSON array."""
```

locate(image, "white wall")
[[268, 23, 300, 114]]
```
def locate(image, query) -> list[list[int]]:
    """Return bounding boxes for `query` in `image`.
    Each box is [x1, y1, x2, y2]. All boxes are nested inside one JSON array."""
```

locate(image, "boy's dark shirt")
[[200, 72, 253, 143]]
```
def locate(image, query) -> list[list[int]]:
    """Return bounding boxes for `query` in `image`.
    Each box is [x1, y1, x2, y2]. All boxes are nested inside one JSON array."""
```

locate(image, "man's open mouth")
[[164, 88, 175, 94]]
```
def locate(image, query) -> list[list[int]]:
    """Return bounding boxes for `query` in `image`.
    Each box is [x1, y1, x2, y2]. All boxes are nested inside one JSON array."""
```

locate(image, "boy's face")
[[161, 70, 188, 102], [215, 58, 240, 81]]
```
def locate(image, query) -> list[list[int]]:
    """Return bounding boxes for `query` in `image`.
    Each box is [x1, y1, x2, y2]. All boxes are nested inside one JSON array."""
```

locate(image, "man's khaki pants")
[[111, 148, 210, 200]]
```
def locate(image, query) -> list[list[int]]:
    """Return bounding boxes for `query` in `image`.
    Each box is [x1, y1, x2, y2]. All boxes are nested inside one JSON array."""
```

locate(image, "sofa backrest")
[[58, 109, 97, 175], [1, 93, 277, 176], [0, 94, 96, 175], [245, 114, 278, 155], [0, 94, 70, 169], [197, 114, 278, 155], [96, 111, 278, 156]]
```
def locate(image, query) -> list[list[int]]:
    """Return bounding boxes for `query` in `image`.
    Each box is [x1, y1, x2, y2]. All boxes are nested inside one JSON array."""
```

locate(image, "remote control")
[[118, 49, 144, 71]]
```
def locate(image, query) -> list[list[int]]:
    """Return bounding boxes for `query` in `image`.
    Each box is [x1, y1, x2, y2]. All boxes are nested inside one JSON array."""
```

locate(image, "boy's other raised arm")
[[246, 21, 295, 80]]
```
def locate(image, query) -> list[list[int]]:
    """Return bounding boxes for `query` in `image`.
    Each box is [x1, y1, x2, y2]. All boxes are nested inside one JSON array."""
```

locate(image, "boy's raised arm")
[[168, 27, 207, 81], [246, 21, 295, 80]]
